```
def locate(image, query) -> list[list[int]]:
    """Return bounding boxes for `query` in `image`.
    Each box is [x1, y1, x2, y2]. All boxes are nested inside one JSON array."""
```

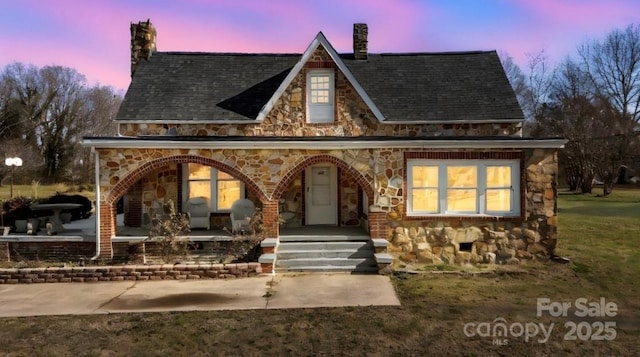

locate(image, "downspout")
[[90, 148, 101, 260]]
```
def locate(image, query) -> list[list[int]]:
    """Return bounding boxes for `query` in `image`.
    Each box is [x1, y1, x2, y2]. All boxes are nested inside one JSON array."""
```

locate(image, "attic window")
[[306, 69, 335, 123]]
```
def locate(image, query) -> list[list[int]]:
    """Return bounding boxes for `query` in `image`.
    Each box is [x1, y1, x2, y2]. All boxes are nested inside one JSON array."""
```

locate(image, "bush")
[[40, 193, 92, 220], [2, 196, 35, 225], [145, 200, 192, 263]]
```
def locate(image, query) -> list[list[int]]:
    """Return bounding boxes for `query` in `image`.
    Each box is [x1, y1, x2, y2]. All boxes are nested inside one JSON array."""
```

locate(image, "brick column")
[[368, 211, 388, 239], [259, 200, 279, 274], [98, 203, 115, 259], [261, 200, 280, 239]]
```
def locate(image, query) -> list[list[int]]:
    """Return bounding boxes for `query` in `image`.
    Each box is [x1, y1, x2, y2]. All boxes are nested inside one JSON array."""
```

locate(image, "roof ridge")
[[154, 50, 496, 57], [155, 51, 302, 57]]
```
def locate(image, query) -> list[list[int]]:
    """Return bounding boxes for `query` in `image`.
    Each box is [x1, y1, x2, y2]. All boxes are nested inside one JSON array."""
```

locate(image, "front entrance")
[[305, 164, 337, 225]]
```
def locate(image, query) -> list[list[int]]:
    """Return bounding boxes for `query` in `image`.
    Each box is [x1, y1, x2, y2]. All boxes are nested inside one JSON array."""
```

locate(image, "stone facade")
[[85, 43, 560, 268], [387, 148, 559, 264]]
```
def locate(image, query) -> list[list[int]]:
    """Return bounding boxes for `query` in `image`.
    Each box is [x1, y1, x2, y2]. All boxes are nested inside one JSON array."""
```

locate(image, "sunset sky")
[[1, 0, 639, 92]]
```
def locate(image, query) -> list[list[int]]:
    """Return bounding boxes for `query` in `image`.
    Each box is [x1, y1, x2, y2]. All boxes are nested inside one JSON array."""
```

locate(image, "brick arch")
[[105, 155, 267, 206], [272, 154, 375, 203]]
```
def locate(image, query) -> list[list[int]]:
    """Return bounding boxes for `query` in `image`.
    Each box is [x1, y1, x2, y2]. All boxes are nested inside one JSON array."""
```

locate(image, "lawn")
[[0, 183, 95, 202], [0, 187, 638, 356]]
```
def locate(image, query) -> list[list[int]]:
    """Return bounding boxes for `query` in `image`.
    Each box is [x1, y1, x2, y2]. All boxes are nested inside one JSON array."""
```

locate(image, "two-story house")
[[82, 20, 565, 273]]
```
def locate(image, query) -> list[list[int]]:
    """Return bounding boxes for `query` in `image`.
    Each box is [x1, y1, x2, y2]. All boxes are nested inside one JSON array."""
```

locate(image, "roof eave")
[[82, 138, 566, 150]]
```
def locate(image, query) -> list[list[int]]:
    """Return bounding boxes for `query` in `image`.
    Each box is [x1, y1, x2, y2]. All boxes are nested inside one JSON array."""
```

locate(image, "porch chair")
[[185, 196, 210, 230], [230, 198, 256, 234]]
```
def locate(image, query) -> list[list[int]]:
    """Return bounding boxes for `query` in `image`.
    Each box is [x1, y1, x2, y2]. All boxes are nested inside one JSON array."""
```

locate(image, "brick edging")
[[0, 263, 263, 284]]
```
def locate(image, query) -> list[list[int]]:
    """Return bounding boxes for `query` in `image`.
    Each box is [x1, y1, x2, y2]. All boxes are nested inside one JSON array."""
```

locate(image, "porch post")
[[367, 210, 389, 240], [259, 200, 279, 273], [98, 202, 115, 259], [261, 199, 280, 240]]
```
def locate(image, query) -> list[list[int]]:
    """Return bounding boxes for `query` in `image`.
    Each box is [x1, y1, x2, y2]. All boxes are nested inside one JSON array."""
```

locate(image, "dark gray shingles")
[[117, 53, 298, 121], [342, 51, 523, 121], [116, 50, 523, 122]]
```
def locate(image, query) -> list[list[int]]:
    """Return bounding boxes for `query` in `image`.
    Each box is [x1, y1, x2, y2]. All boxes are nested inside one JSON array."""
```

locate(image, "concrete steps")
[[275, 235, 377, 273]]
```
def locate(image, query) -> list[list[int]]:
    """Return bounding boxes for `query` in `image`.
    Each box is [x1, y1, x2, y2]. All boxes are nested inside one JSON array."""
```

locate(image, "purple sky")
[[1, 0, 639, 92]]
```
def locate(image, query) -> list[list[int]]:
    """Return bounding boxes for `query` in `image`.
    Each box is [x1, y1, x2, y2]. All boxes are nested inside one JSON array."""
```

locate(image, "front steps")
[[274, 234, 378, 273]]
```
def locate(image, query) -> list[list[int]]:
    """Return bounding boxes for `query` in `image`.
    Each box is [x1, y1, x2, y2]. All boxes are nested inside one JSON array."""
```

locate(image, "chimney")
[[130, 19, 157, 76], [353, 23, 368, 60]]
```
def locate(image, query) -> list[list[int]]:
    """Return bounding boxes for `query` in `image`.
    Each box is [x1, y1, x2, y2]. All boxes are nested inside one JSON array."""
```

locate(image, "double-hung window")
[[407, 160, 520, 216], [184, 164, 243, 211], [306, 69, 335, 123]]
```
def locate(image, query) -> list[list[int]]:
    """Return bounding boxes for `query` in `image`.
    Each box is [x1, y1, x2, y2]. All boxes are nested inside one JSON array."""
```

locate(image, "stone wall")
[[386, 148, 559, 265], [340, 168, 361, 226], [0, 263, 262, 284]]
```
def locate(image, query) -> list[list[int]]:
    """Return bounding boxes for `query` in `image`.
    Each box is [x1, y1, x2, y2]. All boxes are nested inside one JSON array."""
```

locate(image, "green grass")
[[0, 183, 95, 202]]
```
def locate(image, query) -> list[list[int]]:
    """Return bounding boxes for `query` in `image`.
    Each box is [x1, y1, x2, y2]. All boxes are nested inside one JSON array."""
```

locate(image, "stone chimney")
[[130, 19, 157, 76], [353, 23, 368, 60]]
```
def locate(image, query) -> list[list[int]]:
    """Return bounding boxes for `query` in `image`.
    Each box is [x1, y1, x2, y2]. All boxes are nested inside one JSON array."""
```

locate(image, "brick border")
[[0, 263, 263, 284], [272, 154, 375, 204], [106, 155, 267, 206]]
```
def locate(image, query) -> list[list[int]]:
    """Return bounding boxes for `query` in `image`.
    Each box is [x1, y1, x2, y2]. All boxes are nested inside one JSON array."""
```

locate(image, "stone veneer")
[[94, 147, 559, 264], [86, 45, 559, 266], [388, 148, 559, 265]]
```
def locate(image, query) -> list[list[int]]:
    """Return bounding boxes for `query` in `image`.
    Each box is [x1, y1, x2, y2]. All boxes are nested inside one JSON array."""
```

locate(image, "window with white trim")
[[407, 160, 520, 216], [306, 69, 335, 123], [184, 164, 244, 211]]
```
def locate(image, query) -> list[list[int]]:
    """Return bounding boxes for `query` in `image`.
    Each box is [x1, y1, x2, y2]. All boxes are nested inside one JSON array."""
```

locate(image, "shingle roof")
[[342, 52, 523, 121], [116, 50, 523, 122], [117, 53, 299, 121]]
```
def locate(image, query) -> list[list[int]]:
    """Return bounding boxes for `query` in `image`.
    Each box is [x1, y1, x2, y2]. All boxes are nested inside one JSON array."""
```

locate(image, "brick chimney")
[[353, 23, 368, 60], [130, 19, 157, 76]]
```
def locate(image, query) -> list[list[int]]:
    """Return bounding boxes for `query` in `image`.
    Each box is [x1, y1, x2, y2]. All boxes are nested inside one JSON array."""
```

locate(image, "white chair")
[[230, 199, 256, 234], [185, 197, 210, 230]]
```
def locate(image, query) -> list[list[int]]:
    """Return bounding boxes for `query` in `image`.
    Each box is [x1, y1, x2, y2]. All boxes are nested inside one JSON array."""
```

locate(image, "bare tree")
[[574, 24, 640, 191], [0, 62, 122, 185], [504, 51, 557, 136], [73, 85, 121, 183], [579, 23, 640, 128], [499, 52, 530, 113]]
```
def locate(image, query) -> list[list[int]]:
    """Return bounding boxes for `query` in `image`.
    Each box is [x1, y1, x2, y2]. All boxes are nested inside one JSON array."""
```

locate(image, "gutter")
[[90, 148, 101, 260], [116, 118, 524, 125], [82, 138, 567, 150]]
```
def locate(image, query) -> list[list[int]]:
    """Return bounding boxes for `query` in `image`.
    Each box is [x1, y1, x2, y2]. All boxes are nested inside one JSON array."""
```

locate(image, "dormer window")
[[307, 69, 335, 123]]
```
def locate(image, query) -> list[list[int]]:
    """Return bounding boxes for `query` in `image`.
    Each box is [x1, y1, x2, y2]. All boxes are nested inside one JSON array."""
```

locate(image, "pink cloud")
[[3, 0, 638, 90]]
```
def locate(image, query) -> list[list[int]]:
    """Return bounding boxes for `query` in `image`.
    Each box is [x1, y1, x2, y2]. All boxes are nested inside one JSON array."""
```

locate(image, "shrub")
[[222, 207, 264, 262], [2, 196, 34, 225], [40, 193, 92, 220], [145, 200, 192, 263]]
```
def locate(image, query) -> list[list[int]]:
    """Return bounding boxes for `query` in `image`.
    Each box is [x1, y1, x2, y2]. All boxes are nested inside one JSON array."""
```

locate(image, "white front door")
[[306, 164, 337, 225]]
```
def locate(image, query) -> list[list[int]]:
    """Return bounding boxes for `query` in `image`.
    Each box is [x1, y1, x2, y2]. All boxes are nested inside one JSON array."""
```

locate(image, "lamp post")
[[5, 157, 23, 198]]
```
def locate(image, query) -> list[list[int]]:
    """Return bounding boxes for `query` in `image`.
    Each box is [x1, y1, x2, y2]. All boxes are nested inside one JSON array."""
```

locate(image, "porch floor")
[[1, 214, 370, 243]]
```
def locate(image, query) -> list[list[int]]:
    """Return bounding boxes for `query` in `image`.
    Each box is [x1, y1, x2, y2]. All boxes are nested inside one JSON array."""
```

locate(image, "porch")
[[0, 214, 391, 273]]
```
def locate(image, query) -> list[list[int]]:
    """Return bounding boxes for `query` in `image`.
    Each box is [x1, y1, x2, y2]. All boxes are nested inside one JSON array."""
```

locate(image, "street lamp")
[[4, 157, 23, 198]]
